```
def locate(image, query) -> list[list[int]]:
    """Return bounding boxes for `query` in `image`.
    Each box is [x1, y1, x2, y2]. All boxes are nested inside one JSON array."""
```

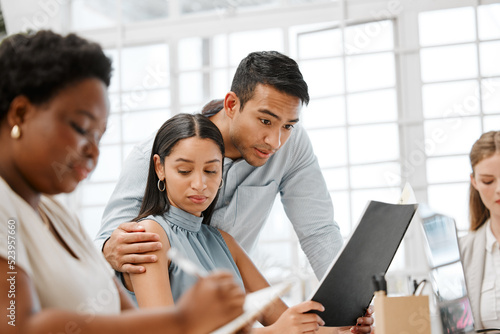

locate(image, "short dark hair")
[[135, 113, 225, 225], [230, 51, 309, 110], [0, 30, 112, 123]]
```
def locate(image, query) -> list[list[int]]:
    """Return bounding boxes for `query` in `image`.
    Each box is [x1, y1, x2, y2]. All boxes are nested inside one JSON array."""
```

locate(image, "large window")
[[45, 0, 500, 301], [296, 19, 400, 238], [419, 4, 500, 233], [75, 43, 171, 239]]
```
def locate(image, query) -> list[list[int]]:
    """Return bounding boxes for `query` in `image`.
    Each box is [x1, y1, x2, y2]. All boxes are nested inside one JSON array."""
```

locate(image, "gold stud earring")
[[10, 125, 21, 139]]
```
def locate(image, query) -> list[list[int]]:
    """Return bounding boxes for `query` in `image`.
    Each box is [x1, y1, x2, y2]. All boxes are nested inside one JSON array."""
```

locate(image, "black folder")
[[309, 200, 418, 326]]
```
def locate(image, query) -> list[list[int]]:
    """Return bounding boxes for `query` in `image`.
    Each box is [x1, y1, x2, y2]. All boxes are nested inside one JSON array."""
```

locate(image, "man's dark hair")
[[0, 30, 112, 122], [230, 51, 309, 110]]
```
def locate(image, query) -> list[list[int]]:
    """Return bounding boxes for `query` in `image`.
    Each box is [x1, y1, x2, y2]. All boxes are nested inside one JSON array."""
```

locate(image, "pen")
[[167, 248, 209, 278]]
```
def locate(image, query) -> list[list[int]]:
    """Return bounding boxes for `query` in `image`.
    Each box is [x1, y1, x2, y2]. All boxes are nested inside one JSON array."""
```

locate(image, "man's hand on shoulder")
[[102, 222, 162, 274]]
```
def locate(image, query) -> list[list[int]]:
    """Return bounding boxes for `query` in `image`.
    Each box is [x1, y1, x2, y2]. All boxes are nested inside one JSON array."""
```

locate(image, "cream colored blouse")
[[480, 220, 500, 328], [0, 177, 120, 314]]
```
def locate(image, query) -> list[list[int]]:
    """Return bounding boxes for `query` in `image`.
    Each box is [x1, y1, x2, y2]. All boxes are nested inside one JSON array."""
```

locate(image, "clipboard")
[[308, 197, 418, 326]]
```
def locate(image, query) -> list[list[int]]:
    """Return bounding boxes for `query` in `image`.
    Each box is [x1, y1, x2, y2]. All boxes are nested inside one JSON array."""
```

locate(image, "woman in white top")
[[0, 30, 245, 334], [460, 130, 500, 329]]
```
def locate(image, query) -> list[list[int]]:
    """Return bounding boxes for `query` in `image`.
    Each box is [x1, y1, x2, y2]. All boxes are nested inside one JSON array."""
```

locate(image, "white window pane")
[[478, 3, 500, 40], [104, 49, 120, 93], [211, 69, 230, 100], [298, 29, 342, 59], [426, 156, 470, 184], [121, 0, 168, 23], [418, 7, 475, 46], [109, 93, 120, 114], [308, 128, 347, 167], [387, 245, 405, 273], [259, 197, 291, 241], [80, 183, 116, 206], [212, 34, 228, 67], [179, 72, 204, 105], [422, 81, 480, 119], [251, 241, 293, 280], [181, 0, 279, 15], [71, 0, 116, 31], [121, 44, 169, 91], [330, 191, 350, 237], [346, 53, 395, 92], [347, 89, 397, 124], [229, 67, 237, 84], [428, 183, 469, 231], [100, 114, 121, 145], [482, 78, 500, 114], [423, 118, 481, 156], [300, 58, 344, 97], [349, 124, 399, 164], [91, 145, 121, 182], [420, 44, 478, 82], [179, 38, 203, 70], [290, 0, 331, 4], [351, 188, 401, 228], [480, 41, 500, 77], [122, 110, 170, 143], [79, 206, 106, 240], [350, 163, 401, 188], [228, 29, 284, 66], [180, 106, 198, 114], [344, 20, 394, 55], [122, 89, 170, 112], [302, 97, 345, 129], [484, 115, 500, 132], [323, 168, 349, 190]]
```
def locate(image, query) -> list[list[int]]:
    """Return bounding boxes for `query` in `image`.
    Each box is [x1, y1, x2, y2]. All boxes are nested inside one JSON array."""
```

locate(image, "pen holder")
[[374, 291, 431, 334]]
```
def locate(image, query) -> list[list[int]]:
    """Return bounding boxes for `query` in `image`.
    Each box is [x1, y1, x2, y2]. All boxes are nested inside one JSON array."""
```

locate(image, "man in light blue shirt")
[[95, 51, 343, 280]]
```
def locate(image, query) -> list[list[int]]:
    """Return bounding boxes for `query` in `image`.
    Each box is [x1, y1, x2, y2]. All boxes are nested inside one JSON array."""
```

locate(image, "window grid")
[[419, 3, 500, 233], [61, 0, 500, 302], [296, 19, 402, 237], [75, 41, 171, 238], [174, 32, 311, 295]]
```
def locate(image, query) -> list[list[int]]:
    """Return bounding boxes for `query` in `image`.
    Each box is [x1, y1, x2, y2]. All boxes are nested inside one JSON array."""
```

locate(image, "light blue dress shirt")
[[124, 206, 244, 305], [95, 122, 343, 279]]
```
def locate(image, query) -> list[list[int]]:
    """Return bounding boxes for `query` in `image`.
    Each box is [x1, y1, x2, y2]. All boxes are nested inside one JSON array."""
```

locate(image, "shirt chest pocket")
[[235, 182, 278, 211], [480, 279, 498, 321]]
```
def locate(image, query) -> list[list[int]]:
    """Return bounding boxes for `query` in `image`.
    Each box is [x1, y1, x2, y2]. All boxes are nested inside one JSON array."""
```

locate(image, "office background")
[[1, 0, 499, 302]]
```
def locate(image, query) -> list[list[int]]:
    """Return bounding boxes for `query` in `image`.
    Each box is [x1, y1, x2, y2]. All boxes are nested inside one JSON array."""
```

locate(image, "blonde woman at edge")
[[460, 130, 500, 329]]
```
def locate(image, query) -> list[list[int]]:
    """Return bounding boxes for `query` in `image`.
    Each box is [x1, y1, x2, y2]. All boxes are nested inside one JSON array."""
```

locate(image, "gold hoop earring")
[[157, 179, 166, 192], [10, 125, 21, 139], [218, 179, 224, 189]]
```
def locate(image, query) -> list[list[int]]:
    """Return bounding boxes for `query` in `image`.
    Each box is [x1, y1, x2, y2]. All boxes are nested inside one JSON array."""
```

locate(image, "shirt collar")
[[165, 205, 204, 232], [485, 219, 497, 253]]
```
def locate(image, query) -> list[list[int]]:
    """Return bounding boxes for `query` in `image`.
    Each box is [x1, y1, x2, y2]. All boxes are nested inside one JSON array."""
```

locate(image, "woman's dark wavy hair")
[[231, 51, 309, 110], [134, 113, 225, 225], [0, 30, 112, 123]]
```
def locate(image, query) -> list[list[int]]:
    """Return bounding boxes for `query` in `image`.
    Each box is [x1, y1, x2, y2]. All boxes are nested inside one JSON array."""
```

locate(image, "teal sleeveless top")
[[126, 205, 244, 304]]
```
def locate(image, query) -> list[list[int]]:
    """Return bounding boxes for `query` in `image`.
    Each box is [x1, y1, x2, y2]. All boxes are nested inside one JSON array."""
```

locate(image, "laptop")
[[420, 207, 500, 334]]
